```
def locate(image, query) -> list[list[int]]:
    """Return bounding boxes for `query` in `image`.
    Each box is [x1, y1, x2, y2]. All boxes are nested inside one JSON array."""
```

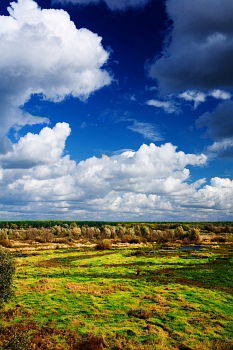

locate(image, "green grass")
[[1, 244, 233, 349]]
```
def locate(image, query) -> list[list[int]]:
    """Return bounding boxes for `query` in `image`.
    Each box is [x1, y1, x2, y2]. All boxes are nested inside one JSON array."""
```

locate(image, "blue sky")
[[0, 0, 232, 221]]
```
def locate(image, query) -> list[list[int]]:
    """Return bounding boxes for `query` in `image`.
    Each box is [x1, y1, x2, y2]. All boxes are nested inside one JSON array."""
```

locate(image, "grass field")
[[1, 244, 233, 349]]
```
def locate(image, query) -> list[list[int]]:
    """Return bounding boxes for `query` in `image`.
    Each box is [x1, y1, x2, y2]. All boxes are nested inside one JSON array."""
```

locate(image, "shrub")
[[186, 227, 201, 243], [132, 249, 146, 257], [0, 239, 13, 248], [121, 234, 133, 243], [153, 230, 175, 243], [174, 225, 185, 239], [215, 236, 226, 243], [95, 239, 112, 250], [35, 229, 54, 243], [0, 249, 15, 304], [128, 237, 142, 244]]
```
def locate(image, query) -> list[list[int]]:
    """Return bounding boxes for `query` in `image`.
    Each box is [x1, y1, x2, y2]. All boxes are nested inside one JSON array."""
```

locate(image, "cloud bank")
[[0, 123, 232, 221], [0, 0, 110, 152], [149, 0, 233, 93], [54, 0, 150, 11]]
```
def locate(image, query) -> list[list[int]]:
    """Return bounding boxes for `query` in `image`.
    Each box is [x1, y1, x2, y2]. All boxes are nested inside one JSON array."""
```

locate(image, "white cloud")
[[178, 89, 231, 108], [0, 0, 110, 151], [196, 178, 233, 211], [210, 89, 232, 100], [146, 99, 177, 113], [0, 123, 71, 169], [54, 0, 150, 11], [127, 121, 163, 141], [0, 123, 232, 221], [179, 91, 206, 108], [147, 89, 231, 113], [208, 139, 233, 152]]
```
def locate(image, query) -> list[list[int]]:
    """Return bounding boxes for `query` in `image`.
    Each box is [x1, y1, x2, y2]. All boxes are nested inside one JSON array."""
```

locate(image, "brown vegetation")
[[0, 222, 232, 250], [95, 239, 112, 250]]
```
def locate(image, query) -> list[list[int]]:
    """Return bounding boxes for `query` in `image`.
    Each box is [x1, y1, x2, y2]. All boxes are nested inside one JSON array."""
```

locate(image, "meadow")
[[0, 240, 233, 349]]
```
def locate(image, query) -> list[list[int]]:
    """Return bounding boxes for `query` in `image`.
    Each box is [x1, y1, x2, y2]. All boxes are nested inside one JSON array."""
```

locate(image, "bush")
[[132, 249, 146, 257], [153, 230, 175, 243], [215, 236, 226, 243], [174, 226, 185, 239], [121, 234, 133, 243], [35, 229, 54, 243], [0, 239, 13, 248], [185, 227, 201, 243], [0, 249, 15, 304], [128, 237, 142, 244], [95, 239, 112, 250]]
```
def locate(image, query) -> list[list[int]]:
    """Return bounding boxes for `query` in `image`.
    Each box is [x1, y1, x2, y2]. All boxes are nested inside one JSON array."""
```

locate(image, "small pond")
[[179, 245, 202, 252]]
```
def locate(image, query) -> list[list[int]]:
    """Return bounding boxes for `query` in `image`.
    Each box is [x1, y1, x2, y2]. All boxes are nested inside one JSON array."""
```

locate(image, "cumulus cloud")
[[1, 123, 232, 221], [196, 178, 233, 211], [0, 0, 110, 151], [146, 99, 177, 113], [54, 0, 150, 11], [149, 0, 233, 93], [0, 123, 71, 169]]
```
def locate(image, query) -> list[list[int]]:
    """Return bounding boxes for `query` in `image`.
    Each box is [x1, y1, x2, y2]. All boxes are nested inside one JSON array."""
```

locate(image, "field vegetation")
[[0, 222, 232, 349], [0, 222, 232, 249]]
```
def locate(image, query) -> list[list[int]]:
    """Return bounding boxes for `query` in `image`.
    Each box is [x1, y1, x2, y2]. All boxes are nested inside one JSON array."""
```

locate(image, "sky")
[[0, 0, 232, 221]]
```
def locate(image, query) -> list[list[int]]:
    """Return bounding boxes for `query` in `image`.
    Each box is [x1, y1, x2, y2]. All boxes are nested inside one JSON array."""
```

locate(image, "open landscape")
[[0, 0, 233, 348], [0, 222, 233, 349]]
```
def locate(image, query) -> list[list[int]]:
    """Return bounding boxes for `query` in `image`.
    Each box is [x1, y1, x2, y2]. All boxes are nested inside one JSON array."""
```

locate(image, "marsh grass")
[[0, 244, 232, 349]]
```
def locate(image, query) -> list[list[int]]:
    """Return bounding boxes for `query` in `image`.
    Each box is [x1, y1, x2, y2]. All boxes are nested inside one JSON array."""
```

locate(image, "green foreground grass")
[[1, 244, 233, 349]]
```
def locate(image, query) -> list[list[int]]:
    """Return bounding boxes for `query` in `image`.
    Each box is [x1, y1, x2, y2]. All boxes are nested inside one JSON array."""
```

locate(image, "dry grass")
[[144, 294, 167, 304], [30, 278, 56, 292], [66, 283, 129, 296]]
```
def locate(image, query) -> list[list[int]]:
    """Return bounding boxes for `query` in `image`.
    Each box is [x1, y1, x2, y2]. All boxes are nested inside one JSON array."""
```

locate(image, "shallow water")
[[179, 245, 202, 252]]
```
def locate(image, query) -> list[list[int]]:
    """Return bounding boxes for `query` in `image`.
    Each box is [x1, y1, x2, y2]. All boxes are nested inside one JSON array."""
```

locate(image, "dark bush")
[[185, 228, 201, 243], [0, 249, 15, 304], [0, 239, 13, 248], [131, 249, 146, 257], [215, 236, 227, 243], [121, 234, 133, 243], [95, 239, 112, 250], [128, 237, 142, 244]]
